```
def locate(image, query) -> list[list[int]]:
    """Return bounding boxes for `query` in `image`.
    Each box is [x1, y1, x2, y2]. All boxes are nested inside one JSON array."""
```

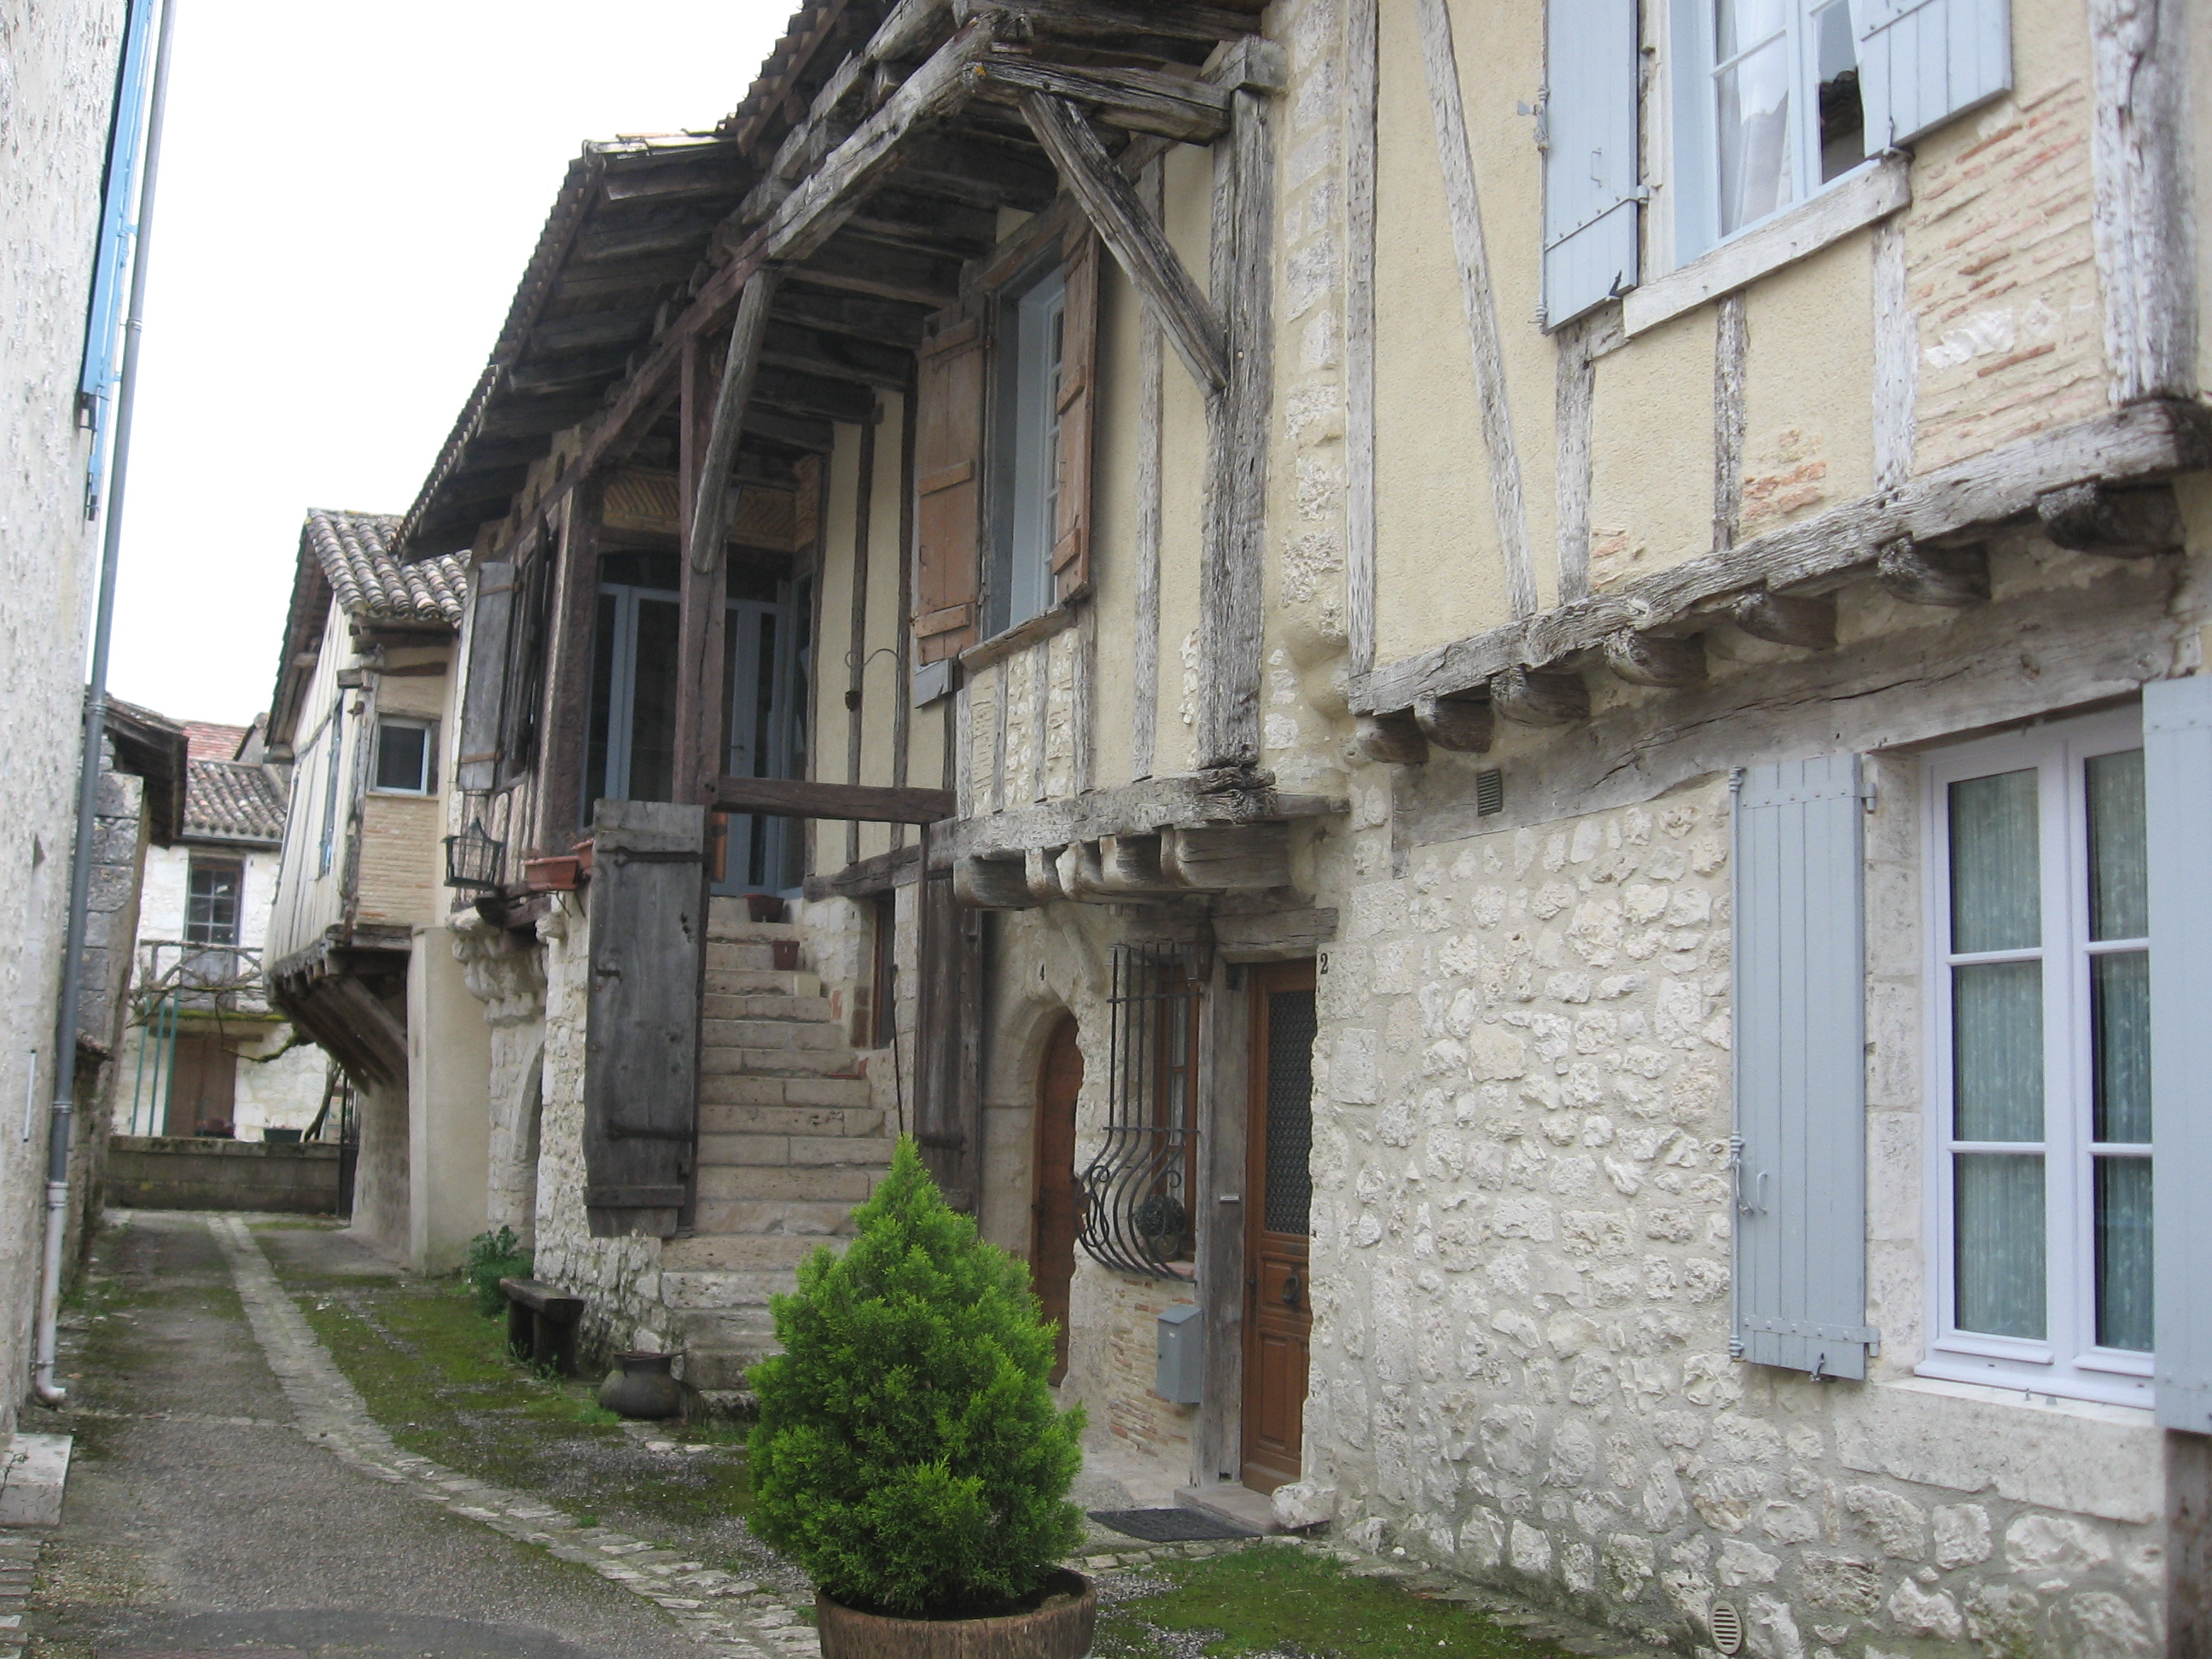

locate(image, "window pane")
[[1954, 1152, 2046, 1339], [1813, 0, 1864, 181], [1949, 770, 2040, 952], [627, 597, 681, 803], [2094, 1155, 2153, 1352], [1716, 34, 1793, 233], [1715, 0, 1790, 57], [2092, 950, 2151, 1143], [2087, 748, 2147, 940], [185, 864, 242, 946], [1953, 961, 2044, 1141], [375, 722, 428, 792]]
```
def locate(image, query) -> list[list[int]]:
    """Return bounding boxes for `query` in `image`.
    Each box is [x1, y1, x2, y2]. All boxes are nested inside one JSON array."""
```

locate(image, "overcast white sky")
[[107, 0, 797, 727]]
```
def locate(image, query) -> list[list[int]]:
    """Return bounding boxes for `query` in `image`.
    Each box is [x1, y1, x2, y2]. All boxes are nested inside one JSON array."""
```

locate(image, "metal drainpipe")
[[33, 0, 180, 1409]]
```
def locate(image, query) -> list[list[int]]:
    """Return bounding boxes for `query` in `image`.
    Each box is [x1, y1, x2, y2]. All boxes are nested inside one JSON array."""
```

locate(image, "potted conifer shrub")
[[748, 1138, 1092, 1658]]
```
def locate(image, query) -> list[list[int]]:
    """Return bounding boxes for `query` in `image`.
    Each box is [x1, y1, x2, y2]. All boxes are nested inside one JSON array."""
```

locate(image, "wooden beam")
[[1351, 400, 2211, 715], [2035, 480, 2184, 558], [1353, 712, 1428, 765], [771, 285, 932, 348], [1877, 539, 1989, 607], [1729, 590, 1837, 649], [752, 363, 879, 425], [674, 335, 728, 807], [955, 0, 1254, 46], [804, 841, 923, 900], [944, 767, 1342, 863], [1415, 0, 1536, 619], [977, 54, 1234, 142], [712, 775, 955, 824], [845, 413, 878, 866], [689, 269, 779, 573], [1604, 629, 1707, 688], [1412, 692, 1493, 753], [1492, 667, 1588, 725], [1020, 93, 1228, 391], [953, 853, 1037, 909]]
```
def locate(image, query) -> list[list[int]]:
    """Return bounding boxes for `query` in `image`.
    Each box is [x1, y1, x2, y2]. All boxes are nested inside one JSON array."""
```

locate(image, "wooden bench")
[[500, 1277, 587, 1376]]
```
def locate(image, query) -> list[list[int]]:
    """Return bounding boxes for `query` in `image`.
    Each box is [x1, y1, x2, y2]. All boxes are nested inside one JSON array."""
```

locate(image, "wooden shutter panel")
[[584, 800, 705, 1239], [456, 561, 516, 793], [1051, 229, 1102, 603], [1541, 0, 1641, 329], [2147, 678, 2212, 1430], [1848, 0, 2011, 150], [1731, 755, 1876, 1380], [913, 313, 987, 666]]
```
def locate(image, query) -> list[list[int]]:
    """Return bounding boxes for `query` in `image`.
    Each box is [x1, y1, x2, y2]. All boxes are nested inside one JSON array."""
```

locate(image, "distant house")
[[118, 718, 327, 1142], [264, 509, 478, 1265]]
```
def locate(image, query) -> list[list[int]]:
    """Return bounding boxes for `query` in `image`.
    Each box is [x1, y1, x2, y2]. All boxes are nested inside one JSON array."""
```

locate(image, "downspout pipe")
[[34, 0, 178, 1409]]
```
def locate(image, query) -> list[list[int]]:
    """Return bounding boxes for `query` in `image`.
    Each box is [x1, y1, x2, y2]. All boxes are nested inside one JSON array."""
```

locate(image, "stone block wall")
[[1296, 778, 2167, 1656], [108, 1134, 341, 1214]]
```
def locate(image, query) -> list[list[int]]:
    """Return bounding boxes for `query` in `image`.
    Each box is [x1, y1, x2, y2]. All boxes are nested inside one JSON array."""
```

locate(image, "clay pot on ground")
[[815, 1571, 1094, 1659], [596, 1351, 682, 1420]]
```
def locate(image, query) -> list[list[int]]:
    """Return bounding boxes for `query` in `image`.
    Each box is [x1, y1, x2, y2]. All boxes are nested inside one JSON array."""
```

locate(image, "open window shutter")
[[584, 799, 705, 1239], [456, 561, 516, 793], [1541, 0, 1641, 329], [500, 543, 552, 783], [2147, 678, 2212, 1430], [1848, 0, 2011, 151], [913, 311, 987, 666], [1051, 229, 1102, 603], [1732, 755, 1875, 1380]]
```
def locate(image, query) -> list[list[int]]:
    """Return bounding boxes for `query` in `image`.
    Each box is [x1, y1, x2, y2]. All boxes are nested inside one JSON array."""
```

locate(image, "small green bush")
[[462, 1226, 532, 1318], [748, 1138, 1085, 1618]]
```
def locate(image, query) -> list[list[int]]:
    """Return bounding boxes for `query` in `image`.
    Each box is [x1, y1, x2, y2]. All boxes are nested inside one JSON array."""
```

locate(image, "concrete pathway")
[[23, 1212, 800, 1659]]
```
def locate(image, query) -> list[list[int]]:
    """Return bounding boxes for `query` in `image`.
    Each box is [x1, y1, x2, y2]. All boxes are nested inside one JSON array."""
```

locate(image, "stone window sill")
[[1624, 153, 1911, 337]]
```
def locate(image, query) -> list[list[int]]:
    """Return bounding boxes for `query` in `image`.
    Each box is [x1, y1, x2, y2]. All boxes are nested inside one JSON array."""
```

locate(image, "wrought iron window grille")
[[1079, 942, 1203, 1281]]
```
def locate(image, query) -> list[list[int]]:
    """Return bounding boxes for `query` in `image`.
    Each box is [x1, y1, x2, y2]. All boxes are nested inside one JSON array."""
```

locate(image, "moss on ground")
[[1095, 1545, 1575, 1659], [280, 1266, 754, 1534]]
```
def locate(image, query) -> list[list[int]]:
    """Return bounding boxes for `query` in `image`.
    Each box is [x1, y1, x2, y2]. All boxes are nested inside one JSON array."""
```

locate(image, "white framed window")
[[1921, 707, 2152, 1407], [1668, 0, 1870, 259], [987, 259, 1067, 638], [372, 716, 435, 795]]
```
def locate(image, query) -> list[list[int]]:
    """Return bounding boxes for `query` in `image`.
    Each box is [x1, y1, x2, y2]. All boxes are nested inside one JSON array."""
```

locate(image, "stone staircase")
[[661, 898, 894, 1400]]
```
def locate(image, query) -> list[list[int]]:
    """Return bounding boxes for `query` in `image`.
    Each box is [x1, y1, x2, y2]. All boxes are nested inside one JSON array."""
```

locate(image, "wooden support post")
[[1713, 294, 1748, 553], [846, 412, 880, 866], [690, 269, 782, 573], [536, 475, 604, 853], [673, 335, 725, 809], [892, 372, 918, 846], [1877, 539, 1990, 608], [1729, 590, 1838, 649], [1020, 92, 1229, 391]]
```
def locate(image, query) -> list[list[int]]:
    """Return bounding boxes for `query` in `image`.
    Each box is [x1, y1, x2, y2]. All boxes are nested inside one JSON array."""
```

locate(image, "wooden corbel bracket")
[[1491, 666, 1590, 725], [1353, 710, 1428, 765], [2034, 480, 2185, 559], [1603, 629, 1707, 688], [1876, 538, 1989, 608], [1412, 693, 1493, 754], [1728, 590, 1837, 649]]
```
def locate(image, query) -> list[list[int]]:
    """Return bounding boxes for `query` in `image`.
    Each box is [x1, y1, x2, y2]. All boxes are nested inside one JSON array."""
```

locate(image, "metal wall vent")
[[1708, 1601, 1744, 1656], [1476, 767, 1505, 817]]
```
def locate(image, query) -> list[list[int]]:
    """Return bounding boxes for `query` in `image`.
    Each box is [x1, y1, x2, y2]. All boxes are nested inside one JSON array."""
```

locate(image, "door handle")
[[1282, 1273, 1301, 1310]]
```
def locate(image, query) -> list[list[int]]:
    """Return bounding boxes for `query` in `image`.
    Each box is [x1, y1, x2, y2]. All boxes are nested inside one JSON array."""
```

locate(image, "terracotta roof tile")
[[183, 720, 248, 761], [183, 759, 285, 845], [305, 509, 469, 627]]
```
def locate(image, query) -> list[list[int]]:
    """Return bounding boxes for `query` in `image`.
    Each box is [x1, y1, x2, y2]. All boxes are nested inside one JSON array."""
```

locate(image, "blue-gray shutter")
[[1732, 755, 1876, 1380], [455, 561, 515, 794], [2147, 678, 2212, 1431], [1848, 0, 2011, 151], [1541, 0, 1641, 329]]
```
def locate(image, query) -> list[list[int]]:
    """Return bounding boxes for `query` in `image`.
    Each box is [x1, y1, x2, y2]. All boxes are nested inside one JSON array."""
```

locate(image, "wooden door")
[[1241, 959, 1317, 1493], [166, 1033, 238, 1136], [1032, 1015, 1083, 1383]]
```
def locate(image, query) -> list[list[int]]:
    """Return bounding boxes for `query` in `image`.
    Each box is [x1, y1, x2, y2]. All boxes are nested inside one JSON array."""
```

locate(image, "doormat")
[[1089, 1507, 1259, 1542]]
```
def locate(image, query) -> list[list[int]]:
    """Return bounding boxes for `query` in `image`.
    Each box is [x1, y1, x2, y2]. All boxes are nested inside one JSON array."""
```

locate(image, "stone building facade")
[[321, 0, 2212, 1650]]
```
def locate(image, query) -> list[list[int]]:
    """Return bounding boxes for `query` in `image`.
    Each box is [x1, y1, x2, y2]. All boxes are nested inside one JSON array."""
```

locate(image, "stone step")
[[698, 1073, 875, 1110], [701, 1017, 847, 1051], [706, 941, 783, 974], [671, 1305, 778, 1348], [683, 1344, 777, 1394], [703, 970, 824, 1000], [660, 1269, 796, 1309], [696, 1132, 899, 1170], [699, 1103, 884, 1138], [662, 1233, 844, 1272], [705, 916, 803, 945], [693, 1198, 863, 1237], [696, 1164, 878, 1204], [705, 992, 836, 1023], [700, 1045, 864, 1080]]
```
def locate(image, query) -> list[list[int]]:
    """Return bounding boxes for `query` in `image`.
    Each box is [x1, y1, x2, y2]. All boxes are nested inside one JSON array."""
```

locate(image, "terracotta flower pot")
[[814, 1570, 1095, 1659]]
